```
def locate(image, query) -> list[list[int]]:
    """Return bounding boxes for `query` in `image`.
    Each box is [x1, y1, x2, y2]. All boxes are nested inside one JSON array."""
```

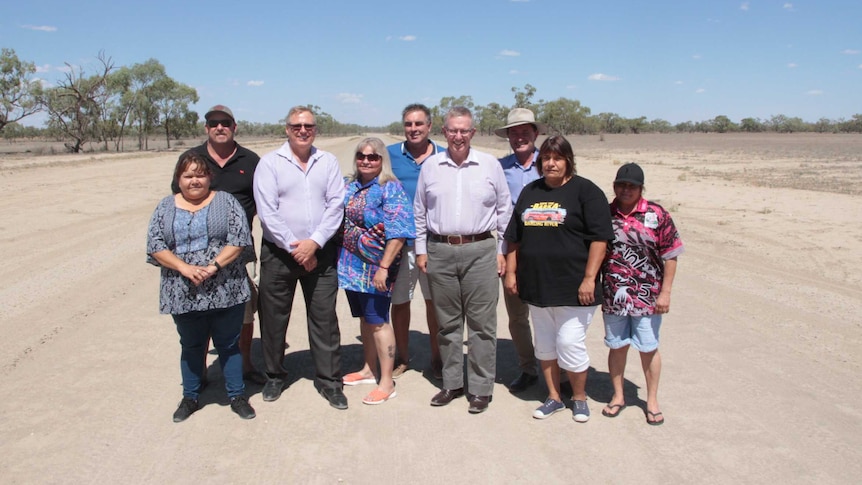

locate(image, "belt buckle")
[[446, 235, 463, 245]]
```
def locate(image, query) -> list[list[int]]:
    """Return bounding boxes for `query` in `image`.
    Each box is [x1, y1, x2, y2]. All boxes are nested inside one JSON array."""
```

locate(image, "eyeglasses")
[[206, 119, 233, 128], [444, 128, 474, 136], [288, 123, 317, 132], [356, 153, 382, 162]]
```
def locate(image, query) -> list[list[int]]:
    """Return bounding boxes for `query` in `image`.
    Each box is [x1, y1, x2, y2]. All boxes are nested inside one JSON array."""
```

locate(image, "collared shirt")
[[387, 140, 445, 204], [602, 197, 685, 316], [172, 143, 260, 227], [499, 149, 540, 205], [414, 148, 511, 255], [253, 142, 345, 251]]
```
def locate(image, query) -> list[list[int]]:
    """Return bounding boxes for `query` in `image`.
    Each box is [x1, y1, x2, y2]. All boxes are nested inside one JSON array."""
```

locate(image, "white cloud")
[[695, 88, 706, 94], [842, 49, 860, 55], [787, 62, 797, 68], [588, 73, 620, 81], [399, 35, 416, 41], [21, 24, 57, 32], [806, 89, 823, 95], [509, 70, 520, 74], [783, 3, 794, 11], [566, 84, 577, 89], [336, 92, 363, 104], [692, 54, 702, 60], [35, 64, 52, 73], [499, 49, 520, 57], [33, 77, 52, 88], [674, 80, 684, 85], [740, 2, 749, 11], [859, 64, 862, 69], [247, 80, 264, 87]]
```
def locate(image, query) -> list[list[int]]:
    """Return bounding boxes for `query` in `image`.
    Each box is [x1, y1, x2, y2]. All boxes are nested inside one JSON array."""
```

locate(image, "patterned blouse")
[[602, 197, 684, 316], [337, 177, 415, 296], [147, 191, 254, 315]]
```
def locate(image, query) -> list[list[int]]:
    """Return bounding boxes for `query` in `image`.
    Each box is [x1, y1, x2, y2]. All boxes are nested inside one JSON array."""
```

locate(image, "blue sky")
[[4, 0, 861, 127]]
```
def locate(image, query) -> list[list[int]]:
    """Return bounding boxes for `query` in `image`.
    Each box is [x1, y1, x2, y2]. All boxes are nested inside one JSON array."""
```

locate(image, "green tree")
[[1, 48, 42, 132], [152, 77, 198, 147], [511, 84, 537, 110], [538, 98, 591, 135], [739, 117, 763, 132], [711, 115, 737, 133]]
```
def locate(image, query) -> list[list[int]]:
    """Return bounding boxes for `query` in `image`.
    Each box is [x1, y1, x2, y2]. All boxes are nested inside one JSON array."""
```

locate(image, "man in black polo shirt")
[[172, 104, 264, 384]]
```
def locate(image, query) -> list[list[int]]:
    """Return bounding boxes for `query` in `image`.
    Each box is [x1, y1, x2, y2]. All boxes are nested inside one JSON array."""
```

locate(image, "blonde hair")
[[349, 137, 398, 185]]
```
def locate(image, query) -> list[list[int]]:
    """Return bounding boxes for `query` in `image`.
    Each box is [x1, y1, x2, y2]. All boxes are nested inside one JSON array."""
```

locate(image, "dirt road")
[[1, 134, 860, 483]]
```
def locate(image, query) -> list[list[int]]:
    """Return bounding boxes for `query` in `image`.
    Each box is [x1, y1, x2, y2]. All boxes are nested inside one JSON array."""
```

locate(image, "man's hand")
[[496, 254, 506, 277], [417, 254, 428, 274], [289, 239, 320, 266]]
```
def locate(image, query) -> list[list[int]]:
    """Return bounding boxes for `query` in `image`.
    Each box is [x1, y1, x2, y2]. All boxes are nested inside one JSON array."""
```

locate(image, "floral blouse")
[[337, 177, 415, 296], [147, 191, 254, 315]]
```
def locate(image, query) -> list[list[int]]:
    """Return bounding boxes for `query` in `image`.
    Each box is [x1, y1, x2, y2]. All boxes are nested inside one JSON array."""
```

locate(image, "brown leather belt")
[[429, 231, 492, 245]]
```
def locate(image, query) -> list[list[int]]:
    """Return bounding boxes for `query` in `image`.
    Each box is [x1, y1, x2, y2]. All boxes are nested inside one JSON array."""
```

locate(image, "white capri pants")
[[529, 304, 598, 373]]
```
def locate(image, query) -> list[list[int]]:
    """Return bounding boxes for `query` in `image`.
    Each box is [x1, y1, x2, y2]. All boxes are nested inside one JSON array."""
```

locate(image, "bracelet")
[[379, 266, 389, 270], [211, 260, 222, 271]]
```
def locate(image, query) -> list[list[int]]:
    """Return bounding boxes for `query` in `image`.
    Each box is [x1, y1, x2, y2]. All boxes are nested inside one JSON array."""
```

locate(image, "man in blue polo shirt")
[[495, 108, 547, 393], [386, 103, 445, 379]]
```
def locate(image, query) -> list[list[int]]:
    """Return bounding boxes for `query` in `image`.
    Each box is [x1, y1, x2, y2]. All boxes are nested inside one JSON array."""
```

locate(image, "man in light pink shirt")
[[414, 106, 511, 414]]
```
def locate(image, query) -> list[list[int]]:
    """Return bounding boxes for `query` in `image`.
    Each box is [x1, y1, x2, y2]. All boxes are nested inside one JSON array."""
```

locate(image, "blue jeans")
[[173, 303, 245, 399]]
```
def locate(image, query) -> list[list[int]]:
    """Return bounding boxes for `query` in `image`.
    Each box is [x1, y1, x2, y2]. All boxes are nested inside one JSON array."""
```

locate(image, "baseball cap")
[[204, 104, 235, 122], [614, 163, 645, 186]]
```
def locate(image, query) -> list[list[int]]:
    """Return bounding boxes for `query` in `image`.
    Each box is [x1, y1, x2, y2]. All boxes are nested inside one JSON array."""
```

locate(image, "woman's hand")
[[578, 278, 596, 305], [179, 263, 210, 286], [372, 267, 389, 292]]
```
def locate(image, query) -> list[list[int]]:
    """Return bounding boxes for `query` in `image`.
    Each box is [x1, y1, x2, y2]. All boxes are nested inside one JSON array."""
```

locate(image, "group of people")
[[146, 102, 683, 426]]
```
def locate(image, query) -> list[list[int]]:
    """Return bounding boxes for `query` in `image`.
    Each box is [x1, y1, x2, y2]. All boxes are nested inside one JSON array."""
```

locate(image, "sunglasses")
[[206, 119, 233, 128], [356, 153, 382, 162], [288, 123, 316, 132]]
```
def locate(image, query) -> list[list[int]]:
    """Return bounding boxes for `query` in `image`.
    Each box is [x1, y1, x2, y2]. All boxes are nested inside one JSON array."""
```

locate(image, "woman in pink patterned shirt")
[[601, 163, 684, 426]]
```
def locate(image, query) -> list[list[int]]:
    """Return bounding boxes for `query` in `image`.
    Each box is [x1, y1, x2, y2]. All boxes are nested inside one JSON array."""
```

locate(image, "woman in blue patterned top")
[[337, 137, 415, 405], [147, 152, 256, 422]]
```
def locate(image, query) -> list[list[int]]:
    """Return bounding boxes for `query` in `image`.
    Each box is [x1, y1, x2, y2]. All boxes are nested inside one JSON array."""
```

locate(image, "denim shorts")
[[602, 313, 662, 352], [345, 290, 392, 324]]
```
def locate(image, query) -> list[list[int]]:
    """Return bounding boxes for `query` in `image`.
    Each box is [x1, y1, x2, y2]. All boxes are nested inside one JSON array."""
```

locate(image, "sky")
[[4, 0, 861, 127]]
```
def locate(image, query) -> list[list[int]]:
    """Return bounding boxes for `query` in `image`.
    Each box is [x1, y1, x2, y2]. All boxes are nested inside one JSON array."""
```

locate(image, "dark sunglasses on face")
[[288, 123, 316, 132], [206, 119, 233, 128], [356, 153, 382, 162]]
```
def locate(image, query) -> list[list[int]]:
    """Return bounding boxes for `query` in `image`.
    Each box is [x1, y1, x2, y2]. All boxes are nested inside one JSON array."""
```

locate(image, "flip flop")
[[343, 372, 376, 386], [646, 411, 665, 426], [362, 388, 397, 405], [602, 403, 626, 418]]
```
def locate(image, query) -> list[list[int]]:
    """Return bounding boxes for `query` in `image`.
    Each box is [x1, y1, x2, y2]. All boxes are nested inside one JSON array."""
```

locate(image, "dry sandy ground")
[[1, 133, 860, 484]]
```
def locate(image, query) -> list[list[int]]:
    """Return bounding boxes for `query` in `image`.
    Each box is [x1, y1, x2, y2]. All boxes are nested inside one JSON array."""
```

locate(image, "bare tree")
[[41, 52, 115, 153]]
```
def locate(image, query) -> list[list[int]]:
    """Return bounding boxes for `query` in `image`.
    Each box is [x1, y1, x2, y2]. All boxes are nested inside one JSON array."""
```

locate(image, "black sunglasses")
[[288, 123, 317, 132], [356, 153, 382, 162], [206, 119, 233, 128]]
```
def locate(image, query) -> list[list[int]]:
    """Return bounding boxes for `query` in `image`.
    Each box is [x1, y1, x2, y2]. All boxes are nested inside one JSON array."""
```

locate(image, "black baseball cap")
[[614, 163, 644, 186]]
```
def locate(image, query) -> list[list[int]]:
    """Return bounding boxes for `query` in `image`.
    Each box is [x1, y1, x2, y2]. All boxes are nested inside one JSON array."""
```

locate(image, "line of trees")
[[4, 48, 862, 153], [387, 85, 862, 136], [2, 49, 198, 152]]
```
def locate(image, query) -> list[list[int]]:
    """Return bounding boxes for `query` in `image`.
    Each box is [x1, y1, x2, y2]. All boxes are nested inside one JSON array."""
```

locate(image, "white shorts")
[[529, 305, 597, 373], [390, 245, 431, 305]]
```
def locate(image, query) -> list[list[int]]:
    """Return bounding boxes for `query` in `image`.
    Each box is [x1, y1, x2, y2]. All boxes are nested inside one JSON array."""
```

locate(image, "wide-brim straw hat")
[[494, 108, 549, 137]]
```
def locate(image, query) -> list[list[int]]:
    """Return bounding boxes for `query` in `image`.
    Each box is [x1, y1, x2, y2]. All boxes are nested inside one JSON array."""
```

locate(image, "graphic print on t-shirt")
[[522, 202, 566, 227]]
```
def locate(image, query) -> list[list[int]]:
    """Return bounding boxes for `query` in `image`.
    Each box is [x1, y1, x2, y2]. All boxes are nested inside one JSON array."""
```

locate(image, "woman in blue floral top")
[[147, 152, 256, 422], [337, 137, 415, 405]]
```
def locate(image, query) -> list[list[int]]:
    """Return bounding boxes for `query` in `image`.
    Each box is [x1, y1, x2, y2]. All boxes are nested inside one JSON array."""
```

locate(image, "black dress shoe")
[[468, 395, 491, 414], [430, 388, 464, 406], [262, 377, 285, 402], [319, 387, 348, 410], [243, 371, 268, 386], [230, 395, 256, 420], [508, 372, 538, 393]]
